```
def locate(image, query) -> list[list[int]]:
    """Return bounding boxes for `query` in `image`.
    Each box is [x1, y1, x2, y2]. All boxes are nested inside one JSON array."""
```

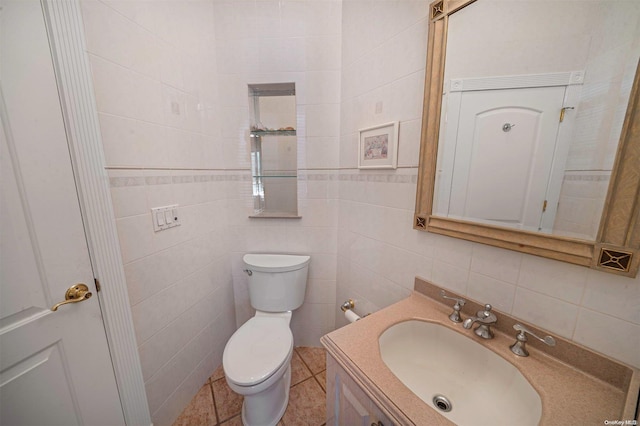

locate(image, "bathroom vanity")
[[321, 278, 639, 425]]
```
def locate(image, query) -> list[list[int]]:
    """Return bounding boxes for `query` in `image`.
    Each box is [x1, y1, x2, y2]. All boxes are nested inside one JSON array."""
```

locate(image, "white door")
[[0, 1, 125, 424], [448, 86, 566, 230]]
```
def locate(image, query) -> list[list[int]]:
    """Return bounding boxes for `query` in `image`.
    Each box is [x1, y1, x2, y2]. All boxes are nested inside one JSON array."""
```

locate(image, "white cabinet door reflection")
[[436, 85, 568, 233]]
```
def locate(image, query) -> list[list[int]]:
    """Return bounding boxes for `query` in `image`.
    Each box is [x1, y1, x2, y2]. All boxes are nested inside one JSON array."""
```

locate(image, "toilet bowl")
[[223, 312, 294, 425], [222, 254, 310, 426]]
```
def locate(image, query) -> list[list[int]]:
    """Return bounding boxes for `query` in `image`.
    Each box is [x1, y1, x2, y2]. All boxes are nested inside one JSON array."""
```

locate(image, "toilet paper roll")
[[344, 309, 361, 323]]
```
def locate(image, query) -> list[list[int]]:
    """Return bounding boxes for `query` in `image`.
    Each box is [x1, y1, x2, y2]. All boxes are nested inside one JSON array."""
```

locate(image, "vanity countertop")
[[321, 280, 639, 425]]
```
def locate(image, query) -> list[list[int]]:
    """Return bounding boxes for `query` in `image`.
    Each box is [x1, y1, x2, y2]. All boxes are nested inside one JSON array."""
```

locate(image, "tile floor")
[[172, 347, 327, 426]]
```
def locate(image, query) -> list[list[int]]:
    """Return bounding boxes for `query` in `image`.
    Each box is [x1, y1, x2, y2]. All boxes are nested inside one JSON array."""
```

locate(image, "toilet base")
[[241, 363, 292, 426]]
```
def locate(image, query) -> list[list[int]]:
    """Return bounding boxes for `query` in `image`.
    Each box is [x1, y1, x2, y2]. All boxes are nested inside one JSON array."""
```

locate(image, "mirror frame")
[[414, 0, 640, 277]]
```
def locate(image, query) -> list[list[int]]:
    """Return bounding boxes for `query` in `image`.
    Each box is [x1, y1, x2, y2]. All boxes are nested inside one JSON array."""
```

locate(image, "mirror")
[[248, 83, 300, 218], [415, 0, 640, 277]]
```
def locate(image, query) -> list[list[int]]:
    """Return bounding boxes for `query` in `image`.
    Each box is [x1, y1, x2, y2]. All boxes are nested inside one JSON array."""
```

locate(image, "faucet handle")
[[510, 324, 556, 357], [440, 290, 466, 323], [513, 324, 556, 345], [476, 304, 497, 321]]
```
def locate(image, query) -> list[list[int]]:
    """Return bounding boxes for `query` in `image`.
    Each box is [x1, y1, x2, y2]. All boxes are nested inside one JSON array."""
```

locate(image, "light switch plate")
[[151, 205, 180, 232]]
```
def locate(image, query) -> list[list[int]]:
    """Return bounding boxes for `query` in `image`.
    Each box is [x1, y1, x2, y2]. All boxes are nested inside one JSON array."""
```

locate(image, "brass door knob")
[[51, 283, 92, 311]]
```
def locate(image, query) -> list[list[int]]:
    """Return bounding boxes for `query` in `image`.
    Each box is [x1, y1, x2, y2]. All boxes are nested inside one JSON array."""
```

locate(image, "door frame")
[[41, 1, 151, 424]]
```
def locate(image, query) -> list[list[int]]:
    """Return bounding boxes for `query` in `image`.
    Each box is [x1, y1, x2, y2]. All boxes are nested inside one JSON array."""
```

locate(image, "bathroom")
[[0, 0, 638, 425]]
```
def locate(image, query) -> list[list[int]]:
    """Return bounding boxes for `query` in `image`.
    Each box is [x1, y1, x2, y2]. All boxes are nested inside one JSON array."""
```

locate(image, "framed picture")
[[358, 121, 399, 169]]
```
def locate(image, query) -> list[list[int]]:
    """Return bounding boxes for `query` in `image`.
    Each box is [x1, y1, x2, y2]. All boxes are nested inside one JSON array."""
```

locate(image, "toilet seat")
[[223, 316, 293, 387]]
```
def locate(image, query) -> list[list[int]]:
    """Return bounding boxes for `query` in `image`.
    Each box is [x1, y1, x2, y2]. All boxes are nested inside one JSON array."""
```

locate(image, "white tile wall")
[[517, 256, 588, 304], [553, 172, 610, 239], [574, 308, 640, 368], [470, 244, 523, 284], [215, 0, 342, 347], [80, 1, 234, 425], [467, 273, 516, 313]]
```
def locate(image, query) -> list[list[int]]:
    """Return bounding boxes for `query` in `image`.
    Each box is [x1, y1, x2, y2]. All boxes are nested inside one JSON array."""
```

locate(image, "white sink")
[[379, 320, 541, 426]]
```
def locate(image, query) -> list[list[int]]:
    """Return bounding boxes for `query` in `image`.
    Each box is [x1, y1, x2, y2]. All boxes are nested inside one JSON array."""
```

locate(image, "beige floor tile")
[[172, 383, 216, 426], [291, 350, 313, 386], [281, 378, 326, 426], [210, 364, 225, 382], [296, 347, 326, 375], [316, 370, 326, 392], [212, 378, 243, 422], [177, 354, 328, 425], [219, 414, 243, 426]]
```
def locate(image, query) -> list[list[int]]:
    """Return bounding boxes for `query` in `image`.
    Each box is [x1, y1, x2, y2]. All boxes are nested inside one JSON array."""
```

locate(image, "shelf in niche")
[[250, 130, 297, 137], [249, 211, 302, 219], [252, 175, 297, 178]]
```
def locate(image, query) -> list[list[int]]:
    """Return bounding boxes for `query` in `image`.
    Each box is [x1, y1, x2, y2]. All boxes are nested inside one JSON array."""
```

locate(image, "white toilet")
[[223, 253, 311, 426]]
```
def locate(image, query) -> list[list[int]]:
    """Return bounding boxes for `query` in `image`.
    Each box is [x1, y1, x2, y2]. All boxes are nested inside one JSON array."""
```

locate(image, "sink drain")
[[432, 395, 452, 412]]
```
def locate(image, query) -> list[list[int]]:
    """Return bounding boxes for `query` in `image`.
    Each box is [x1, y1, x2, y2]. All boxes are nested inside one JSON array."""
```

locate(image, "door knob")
[[51, 283, 92, 311]]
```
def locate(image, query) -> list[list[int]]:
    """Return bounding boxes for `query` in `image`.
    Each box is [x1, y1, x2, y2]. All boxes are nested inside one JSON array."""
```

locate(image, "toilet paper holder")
[[340, 299, 370, 323], [340, 299, 355, 312]]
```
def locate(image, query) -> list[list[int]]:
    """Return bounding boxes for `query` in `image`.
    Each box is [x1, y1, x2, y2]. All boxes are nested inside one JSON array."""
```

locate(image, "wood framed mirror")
[[414, 0, 640, 277]]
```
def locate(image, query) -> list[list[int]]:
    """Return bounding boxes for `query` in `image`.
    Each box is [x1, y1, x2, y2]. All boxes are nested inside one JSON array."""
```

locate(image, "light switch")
[[151, 204, 180, 232]]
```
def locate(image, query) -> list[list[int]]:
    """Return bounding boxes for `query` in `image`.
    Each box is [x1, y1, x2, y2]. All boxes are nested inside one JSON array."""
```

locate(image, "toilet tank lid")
[[243, 254, 310, 273]]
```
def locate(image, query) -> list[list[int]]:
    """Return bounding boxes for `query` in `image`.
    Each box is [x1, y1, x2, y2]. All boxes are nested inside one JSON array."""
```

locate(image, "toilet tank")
[[243, 254, 310, 312]]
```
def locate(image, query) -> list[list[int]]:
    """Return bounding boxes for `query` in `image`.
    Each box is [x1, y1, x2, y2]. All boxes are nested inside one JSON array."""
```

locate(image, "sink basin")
[[379, 320, 541, 426]]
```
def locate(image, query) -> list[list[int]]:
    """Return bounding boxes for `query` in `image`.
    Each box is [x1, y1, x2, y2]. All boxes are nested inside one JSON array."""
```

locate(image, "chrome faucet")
[[462, 304, 497, 339], [440, 290, 466, 323], [510, 324, 556, 357]]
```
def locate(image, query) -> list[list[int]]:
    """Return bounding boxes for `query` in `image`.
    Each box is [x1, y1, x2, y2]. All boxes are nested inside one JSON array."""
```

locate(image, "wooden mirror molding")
[[414, 0, 640, 277]]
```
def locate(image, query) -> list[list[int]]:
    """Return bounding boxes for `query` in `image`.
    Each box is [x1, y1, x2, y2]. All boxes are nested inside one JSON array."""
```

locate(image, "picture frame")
[[358, 121, 399, 169]]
